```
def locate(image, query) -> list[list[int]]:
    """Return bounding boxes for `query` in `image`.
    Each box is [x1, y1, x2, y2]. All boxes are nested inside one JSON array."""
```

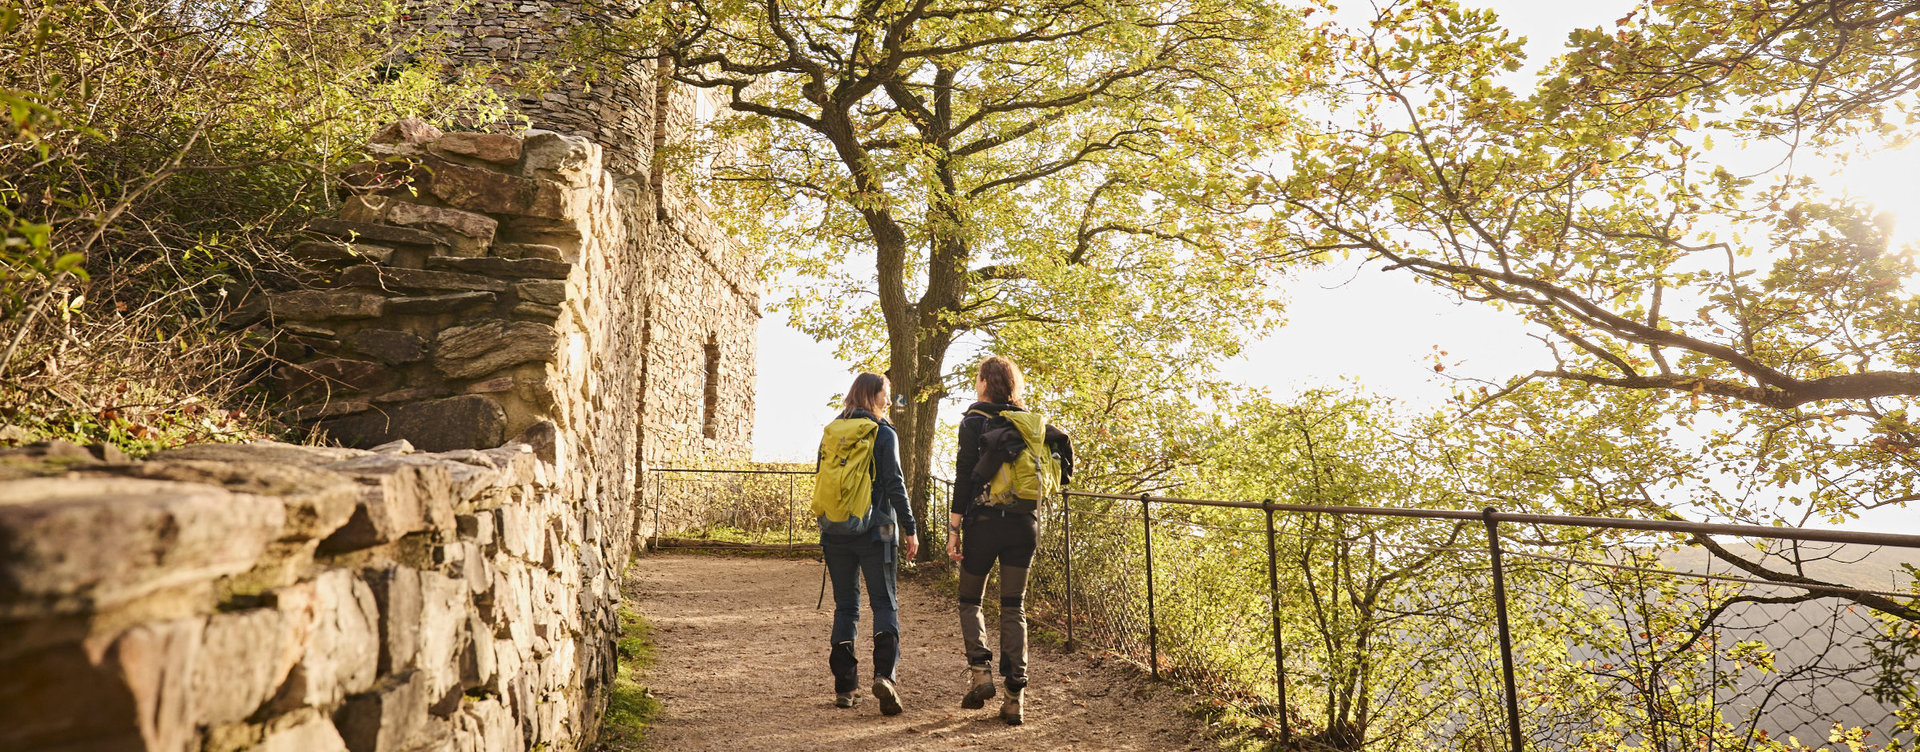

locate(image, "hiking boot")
[[835, 691, 859, 708], [961, 665, 995, 709], [873, 676, 903, 716], [1000, 689, 1024, 725]]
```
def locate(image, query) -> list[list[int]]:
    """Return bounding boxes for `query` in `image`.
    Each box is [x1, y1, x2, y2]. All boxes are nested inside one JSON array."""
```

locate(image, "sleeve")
[[874, 426, 915, 536], [951, 413, 982, 518]]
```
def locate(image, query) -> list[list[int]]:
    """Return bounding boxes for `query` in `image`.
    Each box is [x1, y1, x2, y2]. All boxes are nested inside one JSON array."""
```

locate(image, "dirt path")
[[629, 553, 1219, 751]]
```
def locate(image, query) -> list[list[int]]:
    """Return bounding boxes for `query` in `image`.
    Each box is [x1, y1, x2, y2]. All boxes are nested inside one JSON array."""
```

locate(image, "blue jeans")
[[823, 535, 900, 644]]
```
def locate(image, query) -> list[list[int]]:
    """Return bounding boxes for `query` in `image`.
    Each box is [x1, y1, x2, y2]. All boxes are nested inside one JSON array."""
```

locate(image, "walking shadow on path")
[[628, 553, 1220, 751]]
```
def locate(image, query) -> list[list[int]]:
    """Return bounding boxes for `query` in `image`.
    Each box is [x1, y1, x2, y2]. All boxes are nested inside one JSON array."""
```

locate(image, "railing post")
[[1265, 501, 1292, 745], [1482, 507, 1526, 752], [787, 474, 796, 551], [1141, 493, 1159, 680], [1062, 490, 1077, 651]]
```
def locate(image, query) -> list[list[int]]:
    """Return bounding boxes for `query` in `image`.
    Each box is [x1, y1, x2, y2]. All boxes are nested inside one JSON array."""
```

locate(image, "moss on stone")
[[595, 604, 660, 751]]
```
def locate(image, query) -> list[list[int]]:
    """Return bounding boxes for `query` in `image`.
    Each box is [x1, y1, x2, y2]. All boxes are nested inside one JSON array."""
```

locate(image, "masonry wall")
[[0, 436, 609, 752], [413, 0, 760, 469], [0, 3, 762, 748]]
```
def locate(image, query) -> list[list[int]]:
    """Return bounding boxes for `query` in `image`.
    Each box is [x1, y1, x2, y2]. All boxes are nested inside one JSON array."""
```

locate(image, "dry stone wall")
[[0, 3, 765, 748], [0, 435, 613, 752]]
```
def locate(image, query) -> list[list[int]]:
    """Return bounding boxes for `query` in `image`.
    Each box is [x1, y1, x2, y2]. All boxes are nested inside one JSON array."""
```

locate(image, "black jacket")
[[950, 402, 1074, 517]]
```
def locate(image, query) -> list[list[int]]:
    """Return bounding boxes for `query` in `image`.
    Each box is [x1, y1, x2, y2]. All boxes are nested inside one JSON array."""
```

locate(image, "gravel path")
[[629, 553, 1219, 751]]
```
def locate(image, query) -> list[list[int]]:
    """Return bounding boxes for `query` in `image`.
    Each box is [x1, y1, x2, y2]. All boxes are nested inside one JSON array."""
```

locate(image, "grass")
[[595, 605, 661, 751]]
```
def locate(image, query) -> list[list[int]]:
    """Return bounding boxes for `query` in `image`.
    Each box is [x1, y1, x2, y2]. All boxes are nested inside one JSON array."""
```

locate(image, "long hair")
[[977, 356, 1026, 408], [841, 372, 891, 417]]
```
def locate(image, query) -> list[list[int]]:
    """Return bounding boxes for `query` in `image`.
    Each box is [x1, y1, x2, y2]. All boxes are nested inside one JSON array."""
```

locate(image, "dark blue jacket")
[[821, 410, 916, 544]]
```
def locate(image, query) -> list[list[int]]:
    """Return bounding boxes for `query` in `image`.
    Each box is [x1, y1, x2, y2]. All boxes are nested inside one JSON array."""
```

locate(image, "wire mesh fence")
[[1036, 491, 1920, 752]]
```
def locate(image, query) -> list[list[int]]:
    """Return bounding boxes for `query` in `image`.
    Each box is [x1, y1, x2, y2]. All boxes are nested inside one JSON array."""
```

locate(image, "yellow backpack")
[[975, 410, 1062, 511], [812, 417, 880, 535]]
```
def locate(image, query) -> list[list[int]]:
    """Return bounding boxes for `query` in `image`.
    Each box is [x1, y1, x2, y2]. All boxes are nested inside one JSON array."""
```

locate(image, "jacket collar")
[[841, 408, 891, 426], [966, 401, 1021, 415]]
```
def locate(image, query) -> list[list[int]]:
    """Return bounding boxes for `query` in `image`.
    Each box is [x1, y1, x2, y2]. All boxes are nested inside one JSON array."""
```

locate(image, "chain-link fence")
[[1035, 491, 1920, 752]]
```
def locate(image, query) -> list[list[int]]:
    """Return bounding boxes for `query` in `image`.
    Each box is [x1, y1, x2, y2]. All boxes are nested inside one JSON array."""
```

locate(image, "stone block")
[[370, 439, 416, 455], [308, 218, 446, 249], [453, 699, 518, 752], [416, 570, 470, 703], [459, 612, 496, 692], [109, 618, 204, 752], [338, 265, 509, 294], [364, 565, 422, 675], [463, 376, 516, 394], [456, 512, 496, 549], [291, 240, 395, 266], [0, 641, 142, 750], [489, 637, 520, 697], [372, 386, 449, 404], [521, 130, 598, 187], [345, 329, 428, 366], [290, 400, 374, 421], [421, 157, 556, 218], [514, 280, 566, 305], [268, 290, 385, 321], [434, 320, 557, 380], [427, 255, 571, 279], [0, 478, 283, 619], [316, 458, 455, 549], [491, 242, 566, 261], [511, 302, 562, 321], [386, 203, 497, 256], [338, 194, 391, 224], [320, 396, 510, 454], [335, 671, 433, 752], [275, 358, 396, 397], [273, 569, 378, 708], [256, 712, 350, 752], [385, 291, 499, 315], [371, 118, 444, 149], [192, 608, 288, 726], [149, 440, 369, 466], [431, 132, 522, 165]]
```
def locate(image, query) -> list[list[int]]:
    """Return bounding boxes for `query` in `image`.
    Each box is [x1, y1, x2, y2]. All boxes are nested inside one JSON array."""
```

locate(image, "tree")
[[577, 0, 1319, 552], [1275, 0, 1920, 594]]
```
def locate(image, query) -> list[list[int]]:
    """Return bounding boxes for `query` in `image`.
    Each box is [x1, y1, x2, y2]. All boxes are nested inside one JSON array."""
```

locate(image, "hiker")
[[944, 356, 1072, 726], [812, 372, 919, 714]]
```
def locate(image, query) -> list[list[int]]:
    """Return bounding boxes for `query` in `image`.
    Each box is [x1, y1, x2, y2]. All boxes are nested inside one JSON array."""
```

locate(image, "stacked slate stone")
[[0, 432, 618, 752], [267, 119, 594, 453]]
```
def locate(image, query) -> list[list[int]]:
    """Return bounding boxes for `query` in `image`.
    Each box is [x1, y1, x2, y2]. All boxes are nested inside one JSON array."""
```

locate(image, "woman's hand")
[[901, 534, 919, 561], [947, 512, 965, 562]]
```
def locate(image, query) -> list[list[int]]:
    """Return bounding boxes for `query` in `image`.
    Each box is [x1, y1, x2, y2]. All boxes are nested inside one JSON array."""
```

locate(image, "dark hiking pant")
[[824, 535, 900, 690], [958, 510, 1038, 691]]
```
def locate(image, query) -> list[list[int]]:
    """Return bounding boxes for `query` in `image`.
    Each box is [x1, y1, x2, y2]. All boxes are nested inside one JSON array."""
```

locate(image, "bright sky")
[[747, 1, 1920, 531]]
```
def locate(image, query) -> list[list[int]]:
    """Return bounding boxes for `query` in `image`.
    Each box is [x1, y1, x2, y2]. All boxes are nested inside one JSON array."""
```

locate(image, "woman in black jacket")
[[944, 356, 1037, 725], [821, 373, 918, 714]]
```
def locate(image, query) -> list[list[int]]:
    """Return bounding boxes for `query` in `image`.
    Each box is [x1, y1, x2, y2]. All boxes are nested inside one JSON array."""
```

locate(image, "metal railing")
[[642, 466, 955, 558], [1030, 490, 1920, 752], [643, 466, 814, 550]]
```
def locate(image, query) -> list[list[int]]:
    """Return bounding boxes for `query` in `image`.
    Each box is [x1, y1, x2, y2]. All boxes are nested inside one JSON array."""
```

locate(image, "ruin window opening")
[[702, 336, 721, 440], [651, 57, 672, 222]]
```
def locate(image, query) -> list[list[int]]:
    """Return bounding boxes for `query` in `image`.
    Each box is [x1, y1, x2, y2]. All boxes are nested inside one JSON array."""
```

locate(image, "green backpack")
[[813, 417, 880, 535], [975, 409, 1062, 512]]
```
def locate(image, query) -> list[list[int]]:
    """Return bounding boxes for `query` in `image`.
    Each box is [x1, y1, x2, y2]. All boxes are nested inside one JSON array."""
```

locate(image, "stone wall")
[[0, 435, 613, 752]]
